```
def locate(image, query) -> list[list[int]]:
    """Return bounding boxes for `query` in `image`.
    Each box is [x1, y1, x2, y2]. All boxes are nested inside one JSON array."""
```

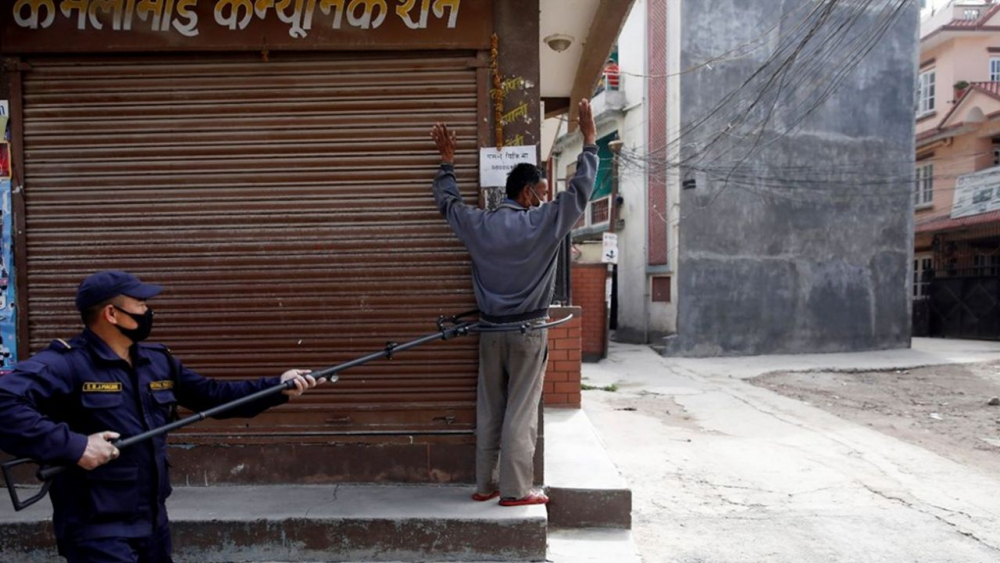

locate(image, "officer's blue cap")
[[75, 270, 163, 311]]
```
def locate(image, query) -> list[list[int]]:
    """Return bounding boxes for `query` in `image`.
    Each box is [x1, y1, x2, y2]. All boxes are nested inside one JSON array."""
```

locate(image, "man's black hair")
[[80, 297, 117, 327], [505, 163, 545, 200]]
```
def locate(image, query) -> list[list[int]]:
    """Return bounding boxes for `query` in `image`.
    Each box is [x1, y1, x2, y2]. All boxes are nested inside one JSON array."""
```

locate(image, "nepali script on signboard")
[[4, 0, 491, 51], [951, 166, 1000, 219]]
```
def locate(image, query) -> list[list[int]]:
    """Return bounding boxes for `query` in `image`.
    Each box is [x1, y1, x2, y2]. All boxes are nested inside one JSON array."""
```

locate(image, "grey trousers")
[[475, 328, 548, 499]]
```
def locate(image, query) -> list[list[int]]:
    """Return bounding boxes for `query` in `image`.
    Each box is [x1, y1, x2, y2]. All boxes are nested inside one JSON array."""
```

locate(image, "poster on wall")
[[601, 233, 619, 264], [0, 141, 10, 179], [0, 100, 8, 142], [479, 145, 538, 188], [0, 177, 16, 371]]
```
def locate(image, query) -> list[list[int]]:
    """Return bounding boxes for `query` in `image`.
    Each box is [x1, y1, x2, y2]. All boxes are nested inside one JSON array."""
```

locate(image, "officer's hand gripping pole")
[[1, 311, 572, 511]]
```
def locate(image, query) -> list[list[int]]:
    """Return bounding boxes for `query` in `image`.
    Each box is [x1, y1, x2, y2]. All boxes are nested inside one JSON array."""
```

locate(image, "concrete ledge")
[[0, 485, 547, 563], [166, 439, 477, 485], [545, 487, 631, 529], [544, 408, 631, 529]]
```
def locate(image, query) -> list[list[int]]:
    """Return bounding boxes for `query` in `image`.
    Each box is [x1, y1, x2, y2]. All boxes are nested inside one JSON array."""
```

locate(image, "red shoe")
[[471, 491, 500, 502], [499, 490, 549, 506]]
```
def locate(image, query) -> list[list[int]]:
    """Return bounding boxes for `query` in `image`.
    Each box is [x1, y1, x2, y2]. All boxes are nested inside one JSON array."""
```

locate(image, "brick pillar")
[[570, 263, 608, 361], [543, 306, 582, 408]]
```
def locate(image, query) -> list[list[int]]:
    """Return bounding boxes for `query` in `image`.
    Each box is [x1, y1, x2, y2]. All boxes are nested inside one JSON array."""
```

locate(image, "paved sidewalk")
[[582, 338, 1000, 563]]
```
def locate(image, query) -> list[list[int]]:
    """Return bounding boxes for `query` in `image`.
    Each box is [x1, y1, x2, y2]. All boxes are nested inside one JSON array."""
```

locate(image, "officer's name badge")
[[149, 380, 174, 391], [82, 382, 123, 393]]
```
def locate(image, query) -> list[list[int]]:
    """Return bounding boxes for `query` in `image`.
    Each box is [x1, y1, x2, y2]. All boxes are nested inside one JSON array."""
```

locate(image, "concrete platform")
[[178, 529, 642, 563], [0, 485, 547, 563], [544, 408, 632, 529], [0, 410, 634, 561]]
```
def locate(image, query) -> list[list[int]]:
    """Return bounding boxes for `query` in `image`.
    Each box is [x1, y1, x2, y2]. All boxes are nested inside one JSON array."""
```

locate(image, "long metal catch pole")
[[1, 312, 572, 511]]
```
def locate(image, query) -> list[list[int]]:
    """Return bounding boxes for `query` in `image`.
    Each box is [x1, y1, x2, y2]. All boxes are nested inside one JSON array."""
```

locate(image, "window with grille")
[[973, 253, 1000, 276], [917, 70, 936, 115], [915, 163, 934, 206], [913, 255, 933, 298], [991, 59, 1000, 82], [590, 197, 610, 225], [964, 9, 980, 20]]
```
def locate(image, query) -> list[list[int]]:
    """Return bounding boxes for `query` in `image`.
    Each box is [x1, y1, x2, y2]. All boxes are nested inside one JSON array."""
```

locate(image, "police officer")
[[0, 270, 320, 562]]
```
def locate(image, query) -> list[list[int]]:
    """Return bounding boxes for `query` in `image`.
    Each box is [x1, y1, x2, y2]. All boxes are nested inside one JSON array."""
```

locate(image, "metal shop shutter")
[[20, 52, 481, 438]]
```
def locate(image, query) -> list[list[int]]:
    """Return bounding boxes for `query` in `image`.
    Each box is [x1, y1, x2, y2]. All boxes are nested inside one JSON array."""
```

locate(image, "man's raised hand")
[[431, 123, 457, 165], [578, 99, 596, 146]]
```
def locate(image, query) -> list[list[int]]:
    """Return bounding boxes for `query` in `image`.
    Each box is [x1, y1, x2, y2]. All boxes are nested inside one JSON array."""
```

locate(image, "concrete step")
[[240, 529, 642, 563], [543, 408, 632, 529], [0, 484, 547, 563]]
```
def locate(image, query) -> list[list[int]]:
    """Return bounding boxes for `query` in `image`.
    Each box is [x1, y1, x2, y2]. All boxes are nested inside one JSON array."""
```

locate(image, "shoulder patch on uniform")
[[47, 338, 72, 352], [83, 382, 123, 393], [149, 380, 174, 391], [140, 343, 173, 356], [13, 359, 48, 375]]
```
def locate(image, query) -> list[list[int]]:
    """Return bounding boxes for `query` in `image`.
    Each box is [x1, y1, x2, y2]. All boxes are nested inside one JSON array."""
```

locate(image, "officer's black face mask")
[[113, 306, 154, 342]]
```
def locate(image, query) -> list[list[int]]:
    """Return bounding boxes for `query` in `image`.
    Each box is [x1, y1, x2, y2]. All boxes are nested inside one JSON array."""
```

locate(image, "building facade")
[[0, 0, 631, 485], [548, 0, 677, 348], [914, 0, 1000, 340], [549, 0, 918, 356]]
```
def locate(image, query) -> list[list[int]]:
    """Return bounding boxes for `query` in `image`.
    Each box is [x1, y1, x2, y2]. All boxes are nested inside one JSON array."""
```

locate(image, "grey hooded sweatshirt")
[[432, 145, 599, 323]]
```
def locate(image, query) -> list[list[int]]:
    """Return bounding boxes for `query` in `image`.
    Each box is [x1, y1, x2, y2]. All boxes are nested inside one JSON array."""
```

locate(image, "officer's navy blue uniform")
[[0, 328, 287, 562]]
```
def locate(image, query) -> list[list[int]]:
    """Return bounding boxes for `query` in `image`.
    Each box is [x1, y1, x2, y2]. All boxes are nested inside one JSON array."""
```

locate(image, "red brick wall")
[[648, 0, 668, 265], [544, 306, 582, 408], [571, 263, 608, 361]]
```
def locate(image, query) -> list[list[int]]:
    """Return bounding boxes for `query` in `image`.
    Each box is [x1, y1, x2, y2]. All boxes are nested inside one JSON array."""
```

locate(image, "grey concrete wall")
[[665, 0, 918, 357], [614, 156, 653, 343]]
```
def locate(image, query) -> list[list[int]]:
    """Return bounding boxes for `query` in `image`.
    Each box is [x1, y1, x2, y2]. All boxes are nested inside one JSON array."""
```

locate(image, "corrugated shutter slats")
[[21, 53, 480, 436]]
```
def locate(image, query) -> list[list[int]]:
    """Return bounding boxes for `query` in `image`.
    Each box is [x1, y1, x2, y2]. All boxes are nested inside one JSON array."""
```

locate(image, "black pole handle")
[[36, 463, 66, 482], [2, 457, 53, 512]]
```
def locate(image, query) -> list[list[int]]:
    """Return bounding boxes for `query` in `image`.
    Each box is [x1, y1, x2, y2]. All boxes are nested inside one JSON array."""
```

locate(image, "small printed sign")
[[479, 145, 538, 188], [602, 233, 619, 264]]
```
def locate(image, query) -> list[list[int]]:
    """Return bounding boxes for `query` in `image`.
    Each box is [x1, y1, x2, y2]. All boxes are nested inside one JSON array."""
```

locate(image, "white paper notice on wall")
[[602, 233, 619, 265], [479, 145, 538, 188]]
